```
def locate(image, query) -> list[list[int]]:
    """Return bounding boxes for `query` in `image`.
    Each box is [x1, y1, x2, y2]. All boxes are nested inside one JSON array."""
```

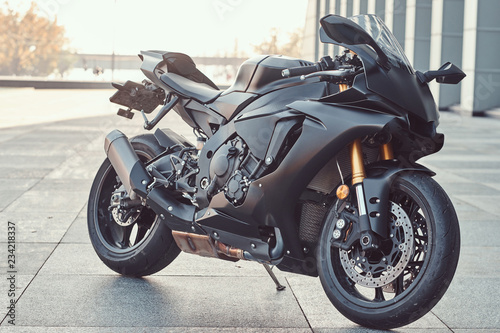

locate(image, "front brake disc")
[[339, 202, 414, 288]]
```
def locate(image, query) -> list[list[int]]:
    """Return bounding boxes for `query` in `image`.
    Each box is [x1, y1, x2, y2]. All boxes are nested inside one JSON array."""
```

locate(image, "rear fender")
[[153, 128, 194, 149]]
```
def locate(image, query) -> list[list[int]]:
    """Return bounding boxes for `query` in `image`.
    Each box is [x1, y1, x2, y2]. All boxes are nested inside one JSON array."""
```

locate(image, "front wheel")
[[317, 172, 460, 329]]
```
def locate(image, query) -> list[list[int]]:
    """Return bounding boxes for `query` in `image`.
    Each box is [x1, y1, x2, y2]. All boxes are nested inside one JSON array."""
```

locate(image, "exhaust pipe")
[[171, 231, 245, 262], [104, 130, 152, 199], [104, 130, 195, 223]]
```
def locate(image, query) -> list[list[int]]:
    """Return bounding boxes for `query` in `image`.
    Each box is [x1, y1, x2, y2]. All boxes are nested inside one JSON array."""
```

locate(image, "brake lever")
[[300, 69, 354, 81]]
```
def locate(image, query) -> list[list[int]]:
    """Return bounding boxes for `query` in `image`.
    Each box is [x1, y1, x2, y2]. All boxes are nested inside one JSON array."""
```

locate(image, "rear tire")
[[88, 134, 180, 276], [317, 172, 460, 329]]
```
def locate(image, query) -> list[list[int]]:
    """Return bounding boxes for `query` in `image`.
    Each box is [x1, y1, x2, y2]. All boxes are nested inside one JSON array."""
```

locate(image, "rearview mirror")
[[416, 62, 466, 84]]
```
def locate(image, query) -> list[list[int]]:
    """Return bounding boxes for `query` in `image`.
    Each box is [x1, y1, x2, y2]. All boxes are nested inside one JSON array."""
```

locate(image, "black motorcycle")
[[88, 14, 464, 329]]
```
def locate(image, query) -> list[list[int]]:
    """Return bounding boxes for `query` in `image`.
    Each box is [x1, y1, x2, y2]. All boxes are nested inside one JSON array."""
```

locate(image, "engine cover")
[[200, 136, 266, 206], [209, 138, 245, 190]]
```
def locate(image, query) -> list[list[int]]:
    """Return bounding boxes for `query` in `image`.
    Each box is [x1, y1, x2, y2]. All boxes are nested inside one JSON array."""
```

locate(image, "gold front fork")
[[350, 139, 366, 185], [351, 140, 394, 185], [379, 142, 394, 160]]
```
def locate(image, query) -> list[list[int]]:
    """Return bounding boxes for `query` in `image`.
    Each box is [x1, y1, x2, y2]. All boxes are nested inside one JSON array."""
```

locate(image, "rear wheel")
[[88, 134, 180, 276], [317, 172, 460, 329]]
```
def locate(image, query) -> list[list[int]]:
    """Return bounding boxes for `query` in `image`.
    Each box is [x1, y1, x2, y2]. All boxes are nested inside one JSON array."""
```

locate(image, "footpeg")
[[262, 264, 286, 291]]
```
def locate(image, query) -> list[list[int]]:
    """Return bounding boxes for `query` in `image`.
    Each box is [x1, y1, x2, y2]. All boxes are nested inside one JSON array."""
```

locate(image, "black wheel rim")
[[325, 180, 432, 308], [93, 150, 158, 254]]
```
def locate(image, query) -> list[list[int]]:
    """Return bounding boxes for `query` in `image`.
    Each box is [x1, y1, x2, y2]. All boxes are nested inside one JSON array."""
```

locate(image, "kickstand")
[[262, 264, 286, 291]]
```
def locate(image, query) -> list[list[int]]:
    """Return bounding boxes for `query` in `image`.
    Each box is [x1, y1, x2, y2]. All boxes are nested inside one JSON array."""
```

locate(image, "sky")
[[5, 0, 309, 56]]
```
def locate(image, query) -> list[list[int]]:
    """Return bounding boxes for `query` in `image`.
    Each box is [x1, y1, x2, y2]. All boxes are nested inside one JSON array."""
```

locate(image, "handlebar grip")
[[282, 65, 319, 78]]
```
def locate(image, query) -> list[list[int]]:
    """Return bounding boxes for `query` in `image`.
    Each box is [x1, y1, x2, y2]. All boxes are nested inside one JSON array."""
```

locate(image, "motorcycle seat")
[[160, 72, 222, 104]]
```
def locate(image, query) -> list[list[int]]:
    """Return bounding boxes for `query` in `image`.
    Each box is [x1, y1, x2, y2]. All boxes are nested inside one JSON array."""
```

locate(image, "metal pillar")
[[384, 0, 394, 30], [405, 0, 432, 71], [392, 0, 407, 48], [359, 0, 369, 13], [460, 0, 500, 114], [429, 0, 464, 109]]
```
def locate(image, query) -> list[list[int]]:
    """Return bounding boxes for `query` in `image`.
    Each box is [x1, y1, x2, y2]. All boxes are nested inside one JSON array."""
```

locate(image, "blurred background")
[[0, 0, 499, 116], [0, 0, 307, 86]]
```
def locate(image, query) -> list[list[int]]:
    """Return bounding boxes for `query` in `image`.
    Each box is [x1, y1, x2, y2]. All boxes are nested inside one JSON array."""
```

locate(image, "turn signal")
[[336, 184, 350, 200]]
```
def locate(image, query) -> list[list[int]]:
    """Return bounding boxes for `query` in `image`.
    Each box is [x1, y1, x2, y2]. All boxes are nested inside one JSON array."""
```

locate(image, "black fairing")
[[319, 15, 439, 124], [172, 55, 324, 133], [223, 55, 314, 95], [197, 102, 400, 264], [195, 81, 329, 209]]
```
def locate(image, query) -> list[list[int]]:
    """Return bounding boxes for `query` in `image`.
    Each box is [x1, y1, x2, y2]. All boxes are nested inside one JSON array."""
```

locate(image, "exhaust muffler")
[[104, 130, 152, 199], [104, 130, 196, 223]]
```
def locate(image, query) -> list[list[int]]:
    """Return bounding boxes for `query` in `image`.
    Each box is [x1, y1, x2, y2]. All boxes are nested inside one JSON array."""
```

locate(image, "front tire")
[[88, 134, 180, 276], [317, 172, 460, 329]]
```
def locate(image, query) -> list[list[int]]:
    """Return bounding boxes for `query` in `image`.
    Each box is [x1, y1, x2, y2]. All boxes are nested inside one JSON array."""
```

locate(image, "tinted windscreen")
[[349, 14, 414, 73]]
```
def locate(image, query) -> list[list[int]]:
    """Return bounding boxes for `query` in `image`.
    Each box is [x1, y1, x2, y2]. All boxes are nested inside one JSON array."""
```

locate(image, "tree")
[[0, 2, 70, 76], [252, 28, 303, 58], [56, 50, 77, 78]]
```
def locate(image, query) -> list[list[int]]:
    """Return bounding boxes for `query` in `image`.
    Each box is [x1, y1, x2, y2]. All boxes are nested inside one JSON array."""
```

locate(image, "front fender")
[[364, 160, 435, 237]]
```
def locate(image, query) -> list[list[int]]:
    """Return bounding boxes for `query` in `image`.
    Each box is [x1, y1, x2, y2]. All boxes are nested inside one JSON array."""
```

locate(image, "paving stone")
[[14, 275, 309, 328], [0, 243, 57, 275], [0, 155, 67, 169], [449, 197, 499, 220], [0, 211, 79, 243], [0, 167, 52, 179], [0, 327, 312, 332], [158, 252, 275, 278], [430, 182, 500, 196], [459, 220, 500, 247], [455, 195, 500, 217], [0, 144, 73, 157], [455, 246, 500, 278], [420, 165, 474, 184], [19, 129, 93, 144], [424, 160, 500, 170], [0, 274, 35, 322], [0, 189, 30, 212], [44, 152, 106, 180], [1, 93, 500, 331], [285, 275, 448, 331], [61, 217, 91, 244], [0, 127, 35, 144], [432, 277, 500, 329], [313, 328, 451, 333], [0, 179, 39, 192], [4, 190, 88, 214], [39, 243, 280, 278], [422, 154, 500, 162], [454, 171, 500, 184], [453, 328, 500, 333], [29, 178, 93, 193], [483, 182, 500, 192]]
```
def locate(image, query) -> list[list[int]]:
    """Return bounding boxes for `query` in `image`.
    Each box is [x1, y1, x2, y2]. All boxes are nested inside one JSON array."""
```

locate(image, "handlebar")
[[282, 56, 335, 78], [300, 69, 354, 81], [282, 64, 321, 78]]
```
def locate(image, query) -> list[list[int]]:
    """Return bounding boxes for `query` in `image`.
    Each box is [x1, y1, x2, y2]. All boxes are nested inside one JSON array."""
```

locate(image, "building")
[[302, 0, 500, 115]]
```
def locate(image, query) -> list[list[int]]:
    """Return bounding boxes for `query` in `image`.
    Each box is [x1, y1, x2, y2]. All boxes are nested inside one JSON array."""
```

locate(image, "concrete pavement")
[[0, 89, 499, 332]]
